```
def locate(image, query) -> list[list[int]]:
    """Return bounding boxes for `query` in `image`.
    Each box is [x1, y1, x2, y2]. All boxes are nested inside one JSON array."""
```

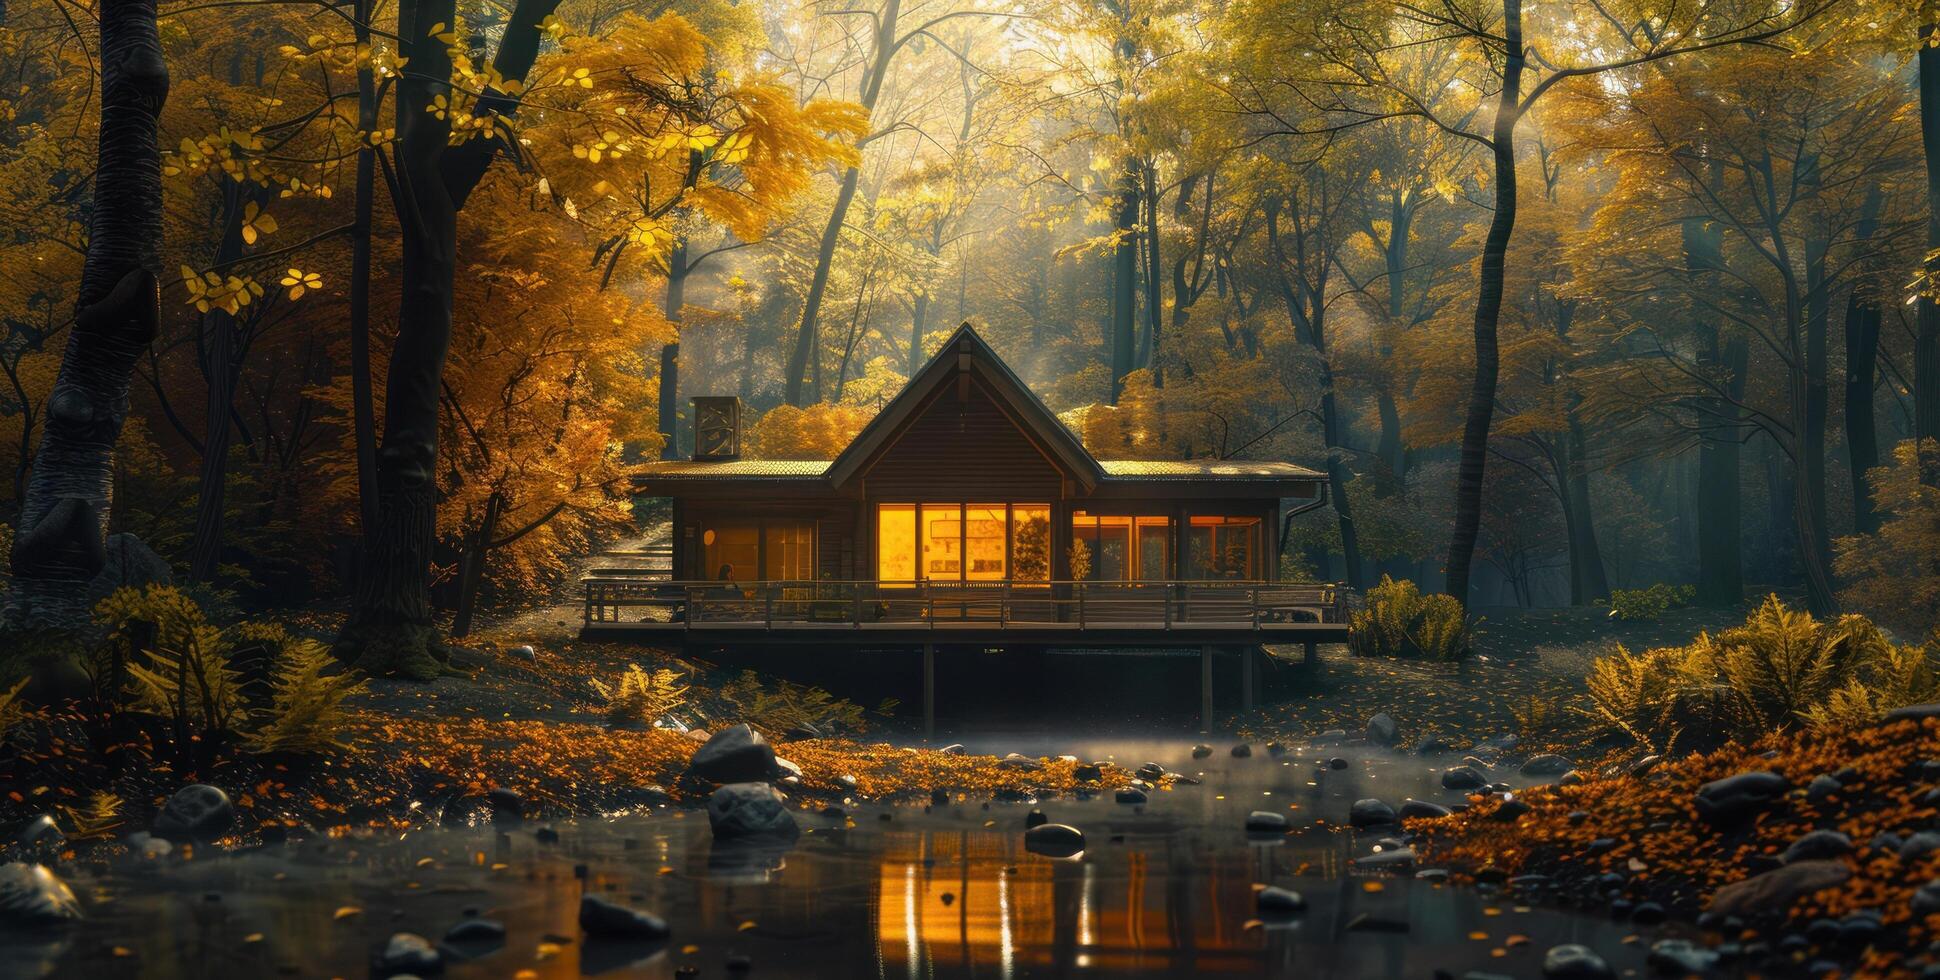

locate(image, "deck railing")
[[581, 577, 1351, 631]]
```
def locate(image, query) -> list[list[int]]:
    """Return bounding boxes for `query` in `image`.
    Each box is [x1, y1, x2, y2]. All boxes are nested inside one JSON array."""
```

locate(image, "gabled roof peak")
[[826, 322, 1104, 491]]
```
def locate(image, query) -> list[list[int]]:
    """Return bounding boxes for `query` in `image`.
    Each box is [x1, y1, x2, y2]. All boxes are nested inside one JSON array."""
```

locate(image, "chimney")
[[691, 396, 741, 461]]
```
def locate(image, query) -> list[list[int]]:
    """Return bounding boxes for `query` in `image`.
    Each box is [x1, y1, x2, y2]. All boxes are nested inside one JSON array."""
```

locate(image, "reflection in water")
[[23, 736, 1673, 979]]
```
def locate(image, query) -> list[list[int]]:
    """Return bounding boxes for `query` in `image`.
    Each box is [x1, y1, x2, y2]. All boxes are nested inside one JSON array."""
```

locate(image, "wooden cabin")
[[589, 324, 1346, 647]]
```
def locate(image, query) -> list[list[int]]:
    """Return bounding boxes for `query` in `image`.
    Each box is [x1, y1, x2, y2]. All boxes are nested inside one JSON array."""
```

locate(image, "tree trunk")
[[333, 0, 559, 677], [1561, 414, 1609, 603], [658, 241, 688, 460], [348, 0, 380, 537], [1141, 160, 1163, 384], [8, 0, 167, 629], [1919, 10, 1940, 454], [1443, 0, 1522, 607], [1845, 190, 1883, 534], [785, 0, 898, 407], [1375, 194, 1412, 483], [1803, 233, 1831, 568], [450, 491, 501, 638], [908, 291, 929, 375], [1108, 163, 1139, 403]]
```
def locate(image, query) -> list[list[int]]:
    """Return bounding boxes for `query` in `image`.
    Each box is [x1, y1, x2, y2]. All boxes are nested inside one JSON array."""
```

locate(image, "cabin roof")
[[639, 322, 1324, 495], [634, 457, 1322, 481]]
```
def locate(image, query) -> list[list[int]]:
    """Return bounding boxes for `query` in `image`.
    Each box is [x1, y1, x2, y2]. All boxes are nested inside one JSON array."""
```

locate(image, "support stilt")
[[1200, 645, 1214, 735], [1303, 640, 1318, 666], [923, 642, 935, 741]]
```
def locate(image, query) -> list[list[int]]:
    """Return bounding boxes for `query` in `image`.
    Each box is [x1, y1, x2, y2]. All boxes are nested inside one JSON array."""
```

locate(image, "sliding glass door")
[[876, 503, 1051, 586]]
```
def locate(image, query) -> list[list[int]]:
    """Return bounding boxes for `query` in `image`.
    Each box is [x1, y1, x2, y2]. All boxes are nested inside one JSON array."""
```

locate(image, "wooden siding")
[[861, 380, 1065, 500]]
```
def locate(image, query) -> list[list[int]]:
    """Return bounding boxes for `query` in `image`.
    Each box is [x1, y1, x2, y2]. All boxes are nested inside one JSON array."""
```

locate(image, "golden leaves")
[[239, 202, 276, 245], [179, 266, 264, 315]]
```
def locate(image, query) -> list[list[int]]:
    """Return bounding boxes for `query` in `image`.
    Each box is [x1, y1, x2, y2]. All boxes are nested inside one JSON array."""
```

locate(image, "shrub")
[[589, 663, 688, 728], [1836, 439, 1940, 630], [1348, 576, 1472, 660], [1606, 583, 1695, 621], [245, 639, 368, 754], [1582, 594, 1934, 751], [721, 670, 870, 734], [126, 620, 249, 738]]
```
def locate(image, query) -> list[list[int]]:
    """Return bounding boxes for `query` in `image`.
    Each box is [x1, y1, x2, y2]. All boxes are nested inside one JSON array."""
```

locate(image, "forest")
[[3, 0, 1940, 977]]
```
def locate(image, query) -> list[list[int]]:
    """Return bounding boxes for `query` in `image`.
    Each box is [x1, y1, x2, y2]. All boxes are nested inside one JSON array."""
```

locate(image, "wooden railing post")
[[1077, 582, 1086, 629]]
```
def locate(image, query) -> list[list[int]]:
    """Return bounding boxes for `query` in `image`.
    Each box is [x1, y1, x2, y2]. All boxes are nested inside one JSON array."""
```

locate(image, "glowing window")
[[877, 504, 916, 583], [1187, 516, 1260, 580]]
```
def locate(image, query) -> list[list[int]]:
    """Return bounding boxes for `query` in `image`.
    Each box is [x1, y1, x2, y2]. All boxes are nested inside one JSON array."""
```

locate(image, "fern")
[[1348, 576, 1472, 660], [126, 623, 248, 737], [721, 670, 868, 734], [244, 639, 367, 754], [589, 663, 688, 728], [59, 791, 124, 840], [0, 678, 27, 743]]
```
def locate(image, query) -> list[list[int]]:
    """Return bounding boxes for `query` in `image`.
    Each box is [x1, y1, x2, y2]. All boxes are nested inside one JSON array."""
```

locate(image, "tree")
[[9, 0, 168, 627]]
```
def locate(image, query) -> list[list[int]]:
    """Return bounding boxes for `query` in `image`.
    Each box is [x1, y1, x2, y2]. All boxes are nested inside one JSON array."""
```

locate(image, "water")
[[5, 734, 1671, 978]]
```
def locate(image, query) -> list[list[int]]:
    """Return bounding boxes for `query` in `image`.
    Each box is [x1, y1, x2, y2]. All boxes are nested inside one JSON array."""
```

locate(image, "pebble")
[[579, 895, 671, 939], [375, 932, 441, 976], [1348, 799, 1396, 828], [1023, 823, 1084, 857], [154, 784, 235, 843], [445, 918, 506, 942], [1230, 744, 1252, 758], [1245, 810, 1289, 834], [1781, 829, 1852, 864], [1441, 766, 1487, 790], [1541, 943, 1615, 980], [0, 863, 83, 924], [1256, 885, 1305, 914]]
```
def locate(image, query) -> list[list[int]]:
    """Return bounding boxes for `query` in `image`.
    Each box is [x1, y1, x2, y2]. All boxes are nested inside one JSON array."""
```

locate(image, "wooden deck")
[[579, 576, 1353, 645]]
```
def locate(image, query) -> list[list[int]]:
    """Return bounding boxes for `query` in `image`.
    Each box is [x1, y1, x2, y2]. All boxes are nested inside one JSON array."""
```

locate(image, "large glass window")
[[877, 504, 917, 583], [763, 520, 817, 581], [1187, 516, 1261, 580], [702, 523, 759, 582], [1071, 512, 1171, 582], [703, 519, 815, 582], [877, 503, 1050, 584]]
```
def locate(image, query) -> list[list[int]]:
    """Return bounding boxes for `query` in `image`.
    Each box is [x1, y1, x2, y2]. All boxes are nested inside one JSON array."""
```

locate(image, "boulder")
[[1245, 810, 1290, 834], [1023, 823, 1085, 857], [1399, 799, 1451, 820], [1913, 879, 1940, 918], [579, 894, 671, 939], [687, 725, 778, 784], [1348, 799, 1396, 828], [1708, 860, 1850, 918], [1441, 766, 1487, 791], [1114, 788, 1147, 805], [1365, 713, 1399, 747], [1191, 744, 1213, 759], [1327, 757, 1348, 771], [1693, 771, 1789, 828], [1646, 939, 1717, 975], [154, 784, 235, 842], [1230, 743, 1252, 758], [16, 814, 63, 849], [374, 933, 441, 977], [705, 783, 799, 840], [1256, 885, 1305, 915], [1541, 943, 1614, 980], [1781, 829, 1852, 864], [1520, 754, 1572, 777], [0, 863, 82, 924], [445, 918, 506, 943]]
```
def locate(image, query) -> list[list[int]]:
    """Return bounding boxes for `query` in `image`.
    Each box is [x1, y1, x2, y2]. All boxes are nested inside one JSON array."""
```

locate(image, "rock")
[[508, 644, 537, 661], [1349, 799, 1397, 828], [1708, 860, 1850, 918], [705, 783, 799, 840], [1693, 771, 1789, 828], [1136, 762, 1167, 780], [1520, 754, 1572, 776], [1399, 799, 1451, 820], [786, 722, 822, 740], [1490, 799, 1531, 822], [1074, 763, 1103, 781], [1023, 823, 1085, 857], [773, 757, 803, 781], [1415, 868, 1450, 882], [579, 895, 671, 940], [1542, 943, 1615, 980], [1366, 713, 1398, 746], [1627, 754, 1664, 778], [486, 787, 524, 821], [1631, 901, 1666, 925], [1884, 704, 1940, 723], [154, 784, 235, 842], [1025, 809, 1048, 828], [1355, 847, 1415, 869], [1559, 771, 1585, 787], [938, 743, 966, 755], [1266, 741, 1288, 756], [1245, 811, 1290, 834], [375, 932, 441, 976], [687, 725, 778, 784], [1256, 885, 1305, 914], [85, 533, 172, 605], [0, 863, 82, 923], [1441, 766, 1487, 791], [534, 826, 560, 844], [685, 729, 712, 742], [1913, 879, 1940, 917], [1327, 757, 1348, 770], [1230, 744, 1252, 758], [445, 918, 506, 943], [1903, 832, 1940, 862], [1414, 738, 1453, 755], [1646, 938, 1718, 975], [1313, 729, 1348, 745], [16, 814, 62, 849], [1781, 829, 1852, 864], [124, 831, 171, 859], [1000, 753, 1042, 772], [1115, 788, 1147, 805], [1806, 775, 1841, 800], [1191, 744, 1213, 759]]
